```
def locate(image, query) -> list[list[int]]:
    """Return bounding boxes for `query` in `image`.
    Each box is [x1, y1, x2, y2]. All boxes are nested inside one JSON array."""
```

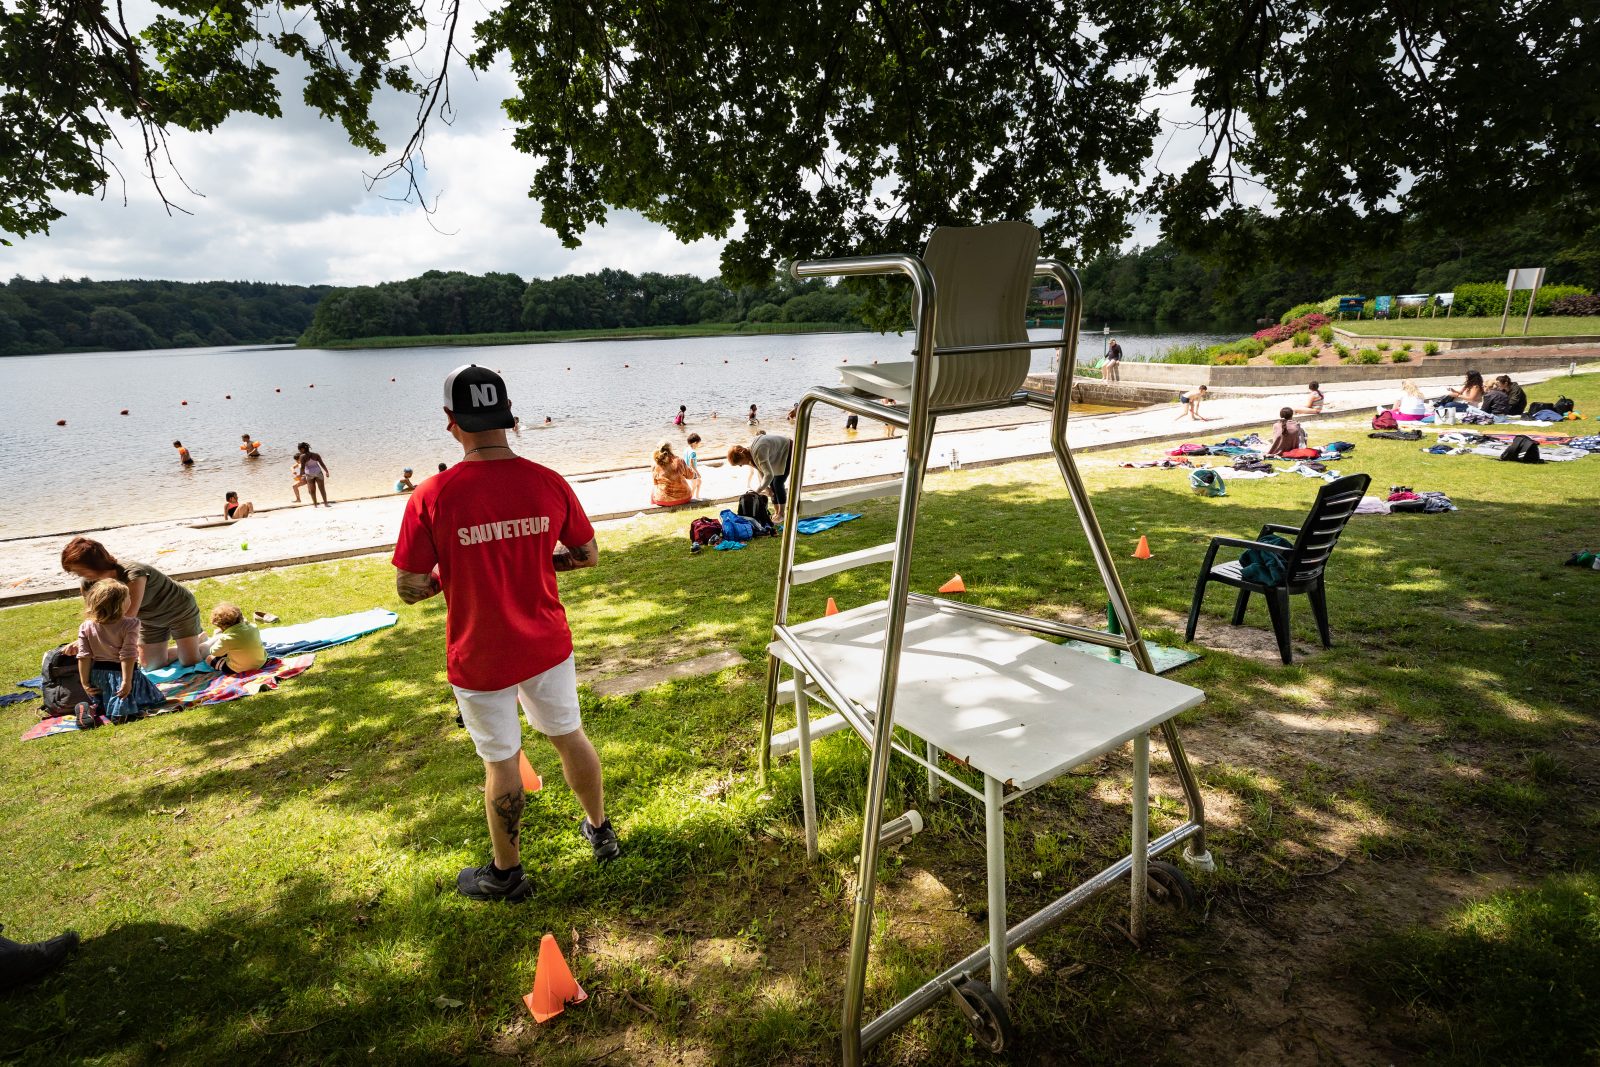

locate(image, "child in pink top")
[[76, 580, 165, 726]]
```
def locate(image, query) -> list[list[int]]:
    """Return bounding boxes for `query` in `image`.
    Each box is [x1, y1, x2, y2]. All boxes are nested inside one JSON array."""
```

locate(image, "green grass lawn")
[[306, 321, 866, 350], [3, 376, 1599, 1063], [1338, 315, 1600, 339]]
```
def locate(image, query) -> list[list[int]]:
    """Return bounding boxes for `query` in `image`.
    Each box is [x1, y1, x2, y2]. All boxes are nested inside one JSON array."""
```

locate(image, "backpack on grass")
[[689, 517, 723, 546], [39, 644, 92, 718], [736, 492, 777, 535], [720, 509, 756, 543], [1498, 435, 1542, 463], [1371, 410, 1397, 430]]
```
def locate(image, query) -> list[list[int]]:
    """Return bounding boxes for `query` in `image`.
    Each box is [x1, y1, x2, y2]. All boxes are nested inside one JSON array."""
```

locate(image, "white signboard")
[[1501, 267, 1545, 336]]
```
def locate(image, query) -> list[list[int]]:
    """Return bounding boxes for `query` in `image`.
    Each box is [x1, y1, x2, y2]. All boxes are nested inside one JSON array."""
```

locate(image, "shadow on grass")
[[8, 453, 1598, 1063]]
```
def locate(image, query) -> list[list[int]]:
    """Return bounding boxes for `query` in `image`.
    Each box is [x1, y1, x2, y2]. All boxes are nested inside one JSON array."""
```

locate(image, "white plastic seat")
[[837, 221, 1038, 411]]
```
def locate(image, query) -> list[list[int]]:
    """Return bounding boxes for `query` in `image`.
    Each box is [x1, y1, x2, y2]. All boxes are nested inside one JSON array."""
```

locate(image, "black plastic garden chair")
[[1184, 473, 1371, 664]]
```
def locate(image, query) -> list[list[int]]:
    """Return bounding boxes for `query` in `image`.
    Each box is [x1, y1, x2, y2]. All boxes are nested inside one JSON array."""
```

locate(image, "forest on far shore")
[[4, 209, 1592, 355]]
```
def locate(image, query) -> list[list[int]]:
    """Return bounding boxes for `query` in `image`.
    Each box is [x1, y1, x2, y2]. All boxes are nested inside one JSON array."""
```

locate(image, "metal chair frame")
[[756, 248, 1215, 1062]]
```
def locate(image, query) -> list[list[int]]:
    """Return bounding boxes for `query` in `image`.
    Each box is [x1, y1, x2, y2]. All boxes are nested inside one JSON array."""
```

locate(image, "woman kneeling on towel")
[[60, 537, 204, 669]]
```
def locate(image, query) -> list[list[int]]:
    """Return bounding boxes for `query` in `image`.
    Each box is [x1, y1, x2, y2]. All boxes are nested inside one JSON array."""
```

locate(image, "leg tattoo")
[[492, 789, 525, 853]]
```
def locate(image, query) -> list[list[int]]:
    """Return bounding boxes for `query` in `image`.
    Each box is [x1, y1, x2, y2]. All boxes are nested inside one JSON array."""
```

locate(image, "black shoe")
[[455, 860, 532, 902], [0, 929, 79, 992], [581, 818, 621, 862]]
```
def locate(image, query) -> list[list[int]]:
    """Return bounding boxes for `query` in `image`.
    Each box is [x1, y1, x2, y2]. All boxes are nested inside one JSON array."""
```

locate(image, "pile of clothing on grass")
[[1356, 487, 1458, 515], [1419, 432, 1593, 463]]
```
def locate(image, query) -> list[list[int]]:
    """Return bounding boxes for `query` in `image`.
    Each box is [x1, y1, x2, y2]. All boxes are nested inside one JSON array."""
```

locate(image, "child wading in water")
[[76, 579, 165, 727], [173, 441, 194, 466]]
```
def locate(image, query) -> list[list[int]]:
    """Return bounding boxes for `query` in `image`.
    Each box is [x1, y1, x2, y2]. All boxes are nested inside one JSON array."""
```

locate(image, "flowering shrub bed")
[[1254, 312, 1331, 345]]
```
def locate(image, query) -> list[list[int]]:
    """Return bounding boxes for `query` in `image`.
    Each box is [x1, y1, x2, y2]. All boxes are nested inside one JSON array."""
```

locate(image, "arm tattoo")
[[396, 570, 438, 604], [491, 789, 525, 849], [553, 541, 593, 572]]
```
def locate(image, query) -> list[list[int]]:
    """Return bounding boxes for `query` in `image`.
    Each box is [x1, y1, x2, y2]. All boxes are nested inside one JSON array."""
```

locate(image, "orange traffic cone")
[[938, 574, 966, 594], [517, 751, 543, 793], [1133, 536, 1152, 560], [825, 597, 839, 616], [523, 933, 587, 1022]]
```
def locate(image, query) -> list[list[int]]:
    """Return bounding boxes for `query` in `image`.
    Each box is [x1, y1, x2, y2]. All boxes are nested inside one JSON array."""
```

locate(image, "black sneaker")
[[581, 818, 621, 862], [0, 929, 78, 992], [455, 860, 532, 902]]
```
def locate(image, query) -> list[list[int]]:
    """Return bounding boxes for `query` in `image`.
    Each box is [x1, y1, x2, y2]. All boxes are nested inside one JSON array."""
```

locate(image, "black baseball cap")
[[443, 364, 515, 432]]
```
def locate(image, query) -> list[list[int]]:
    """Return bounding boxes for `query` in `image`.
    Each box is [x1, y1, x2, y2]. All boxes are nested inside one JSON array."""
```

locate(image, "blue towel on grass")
[[259, 609, 399, 656], [143, 661, 212, 684], [795, 512, 862, 535], [0, 691, 38, 707], [712, 540, 746, 551]]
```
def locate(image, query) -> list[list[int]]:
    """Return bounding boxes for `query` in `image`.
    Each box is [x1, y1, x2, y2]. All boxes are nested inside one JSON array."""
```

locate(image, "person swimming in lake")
[[239, 433, 261, 457], [674, 405, 687, 427], [173, 441, 194, 466], [223, 491, 254, 521]]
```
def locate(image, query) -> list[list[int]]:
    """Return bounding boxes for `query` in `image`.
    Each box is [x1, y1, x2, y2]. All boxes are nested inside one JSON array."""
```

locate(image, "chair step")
[[769, 712, 851, 757], [789, 542, 897, 585], [798, 480, 903, 517]]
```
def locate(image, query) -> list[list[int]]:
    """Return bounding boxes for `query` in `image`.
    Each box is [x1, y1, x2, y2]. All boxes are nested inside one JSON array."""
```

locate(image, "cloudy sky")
[[6, 41, 1180, 287]]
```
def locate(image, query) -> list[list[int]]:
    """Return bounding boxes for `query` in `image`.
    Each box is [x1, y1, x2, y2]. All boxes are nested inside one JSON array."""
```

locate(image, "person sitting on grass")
[[1439, 370, 1484, 410], [1267, 407, 1308, 456], [75, 579, 165, 726], [1294, 381, 1325, 416], [201, 602, 266, 674], [1494, 374, 1527, 415], [1175, 384, 1214, 422]]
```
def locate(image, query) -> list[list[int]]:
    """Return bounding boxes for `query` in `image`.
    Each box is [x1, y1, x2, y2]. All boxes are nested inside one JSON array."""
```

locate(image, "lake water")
[[0, 328, 1228, 539]]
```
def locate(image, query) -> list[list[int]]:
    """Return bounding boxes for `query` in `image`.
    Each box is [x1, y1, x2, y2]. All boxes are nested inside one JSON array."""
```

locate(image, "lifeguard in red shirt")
[[393, 364, 619, 902]]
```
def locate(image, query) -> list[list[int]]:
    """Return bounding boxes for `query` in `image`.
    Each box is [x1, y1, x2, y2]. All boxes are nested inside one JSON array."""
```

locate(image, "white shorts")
[[451, 654, 582, 763]]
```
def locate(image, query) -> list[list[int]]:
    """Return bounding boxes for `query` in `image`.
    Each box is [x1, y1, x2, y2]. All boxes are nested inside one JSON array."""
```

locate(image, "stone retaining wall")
[[1114, 352, 1579, 388], [1332, 328, 1600, 351]]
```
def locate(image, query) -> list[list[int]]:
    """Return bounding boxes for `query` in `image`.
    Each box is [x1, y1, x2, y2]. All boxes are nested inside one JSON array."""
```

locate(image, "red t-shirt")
[[392, 457, 595, 691]]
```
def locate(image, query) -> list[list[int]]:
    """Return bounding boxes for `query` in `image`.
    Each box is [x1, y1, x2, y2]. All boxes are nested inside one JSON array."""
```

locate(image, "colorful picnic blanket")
[[20, 655, 315, 741]]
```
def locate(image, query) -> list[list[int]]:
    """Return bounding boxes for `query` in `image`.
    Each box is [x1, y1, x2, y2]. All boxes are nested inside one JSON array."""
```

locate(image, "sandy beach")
[[3, 367, 1583, 605]]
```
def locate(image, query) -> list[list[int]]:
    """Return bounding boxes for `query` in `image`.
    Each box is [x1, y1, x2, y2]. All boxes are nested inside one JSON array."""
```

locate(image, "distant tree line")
[[0, 276, 329, 356], [298, 268, 865, 344], [1079, 211, 1598, 328]]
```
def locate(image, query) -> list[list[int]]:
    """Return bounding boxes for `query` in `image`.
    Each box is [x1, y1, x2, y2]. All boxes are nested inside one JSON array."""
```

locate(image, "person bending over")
[[393, 365, 618, 903], [1175, 384, 1214, 422], [727, 433, 793, 523], [61, 538, 203, 668]]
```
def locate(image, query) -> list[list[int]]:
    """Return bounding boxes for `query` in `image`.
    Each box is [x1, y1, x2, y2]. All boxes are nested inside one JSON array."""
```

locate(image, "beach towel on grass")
[[20, 655, 315, 741], [795, 513, 862, 535], [259, 609, 397, 656]]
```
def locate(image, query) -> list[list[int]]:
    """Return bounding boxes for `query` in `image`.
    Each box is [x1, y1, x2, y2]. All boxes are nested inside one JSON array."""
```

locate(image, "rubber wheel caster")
[[1147, 859, 1200, 912], [949, 976, 1015, 1053]]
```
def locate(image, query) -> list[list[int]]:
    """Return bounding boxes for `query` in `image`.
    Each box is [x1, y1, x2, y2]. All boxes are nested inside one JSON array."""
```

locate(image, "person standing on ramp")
[[393, 364, 619, 902]]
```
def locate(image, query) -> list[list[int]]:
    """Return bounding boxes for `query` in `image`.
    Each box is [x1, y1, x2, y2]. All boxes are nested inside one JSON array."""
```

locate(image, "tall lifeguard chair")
[[757, 222, 1215, 1061]]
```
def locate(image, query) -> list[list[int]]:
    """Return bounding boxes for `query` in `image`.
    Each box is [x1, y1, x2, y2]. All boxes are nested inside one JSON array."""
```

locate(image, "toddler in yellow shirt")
[[203, 603, 267, 673]]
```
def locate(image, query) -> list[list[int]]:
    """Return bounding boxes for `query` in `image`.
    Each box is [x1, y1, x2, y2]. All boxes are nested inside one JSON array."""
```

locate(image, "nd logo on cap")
[[444, 365, 515, 432]]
